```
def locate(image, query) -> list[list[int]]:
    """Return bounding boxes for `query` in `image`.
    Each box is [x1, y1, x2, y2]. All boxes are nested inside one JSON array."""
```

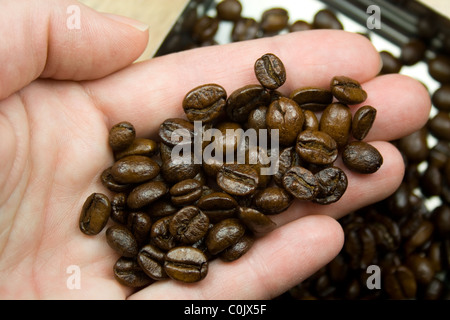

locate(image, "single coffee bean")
[[420, 164, 443, 197], [210, 121, 243, 155], [216, 0, 242, 21], [260, 8, 289, 34], [289, 20, 313, 32], [319, 102, 352, 148], [170, 179, 203, 206], [109, 121, 136, 151], [183, 84, 227, 123], [245, 106, 268, 131], [313, 9, 343, 30], [379, 51, 403, 74], [289, 87, 333, 112], [344, 223, 376, 269], [137, 244, 168, 280], [405, 254, 435, 285], [254, 53, 287, 90], [253, 186, 293, 214], [217, 163, 259, 196], [383, 265, 417, 299], [197, 191, 238, 223], [169, 206, 209, 244], [397, 128, 429, 163], [79, 193, 111, 235], [111, 155, 160, 184], [147, 199, 178, 219], [428, 111, 450, 141], [266, 97, 304, 146], [342, 141, 383, 174], [150, 216, 177, 251], [330, 76, 367, 105], [160, 155, 201, 184], [404, 220, 434, 255], [432, 204, 450, 238], [192, 16, 219, 43], [352, 105, 377, 140], [432, 84, 450, 111], [113, 256, 152, 288], [110, 192, 128, 224], [231, 17, 259, 42], [428, 55, 450, 83], [313, 166, 348, 205], [303, 110, 319, 131], [164, 246, 208, 283], [206, 218, 245, 255], [127, 180, 168, 209], [226, 85, 271, 123], [106, 224, 139, 258], [220, 233, 254, 262], [127, 211, 152, 246], [273, 146, 302, 186], [158, 118, 194, 147], [296, 130, 338, 165], [282, 166, 319, 201], [114, 138, 159, 160], [400, 39, 427, 66], [238, 207, 276, 234], [100, 167, 133, 193]]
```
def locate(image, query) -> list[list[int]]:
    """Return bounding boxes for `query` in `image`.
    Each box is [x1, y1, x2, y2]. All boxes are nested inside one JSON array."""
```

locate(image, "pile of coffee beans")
[[79, 52, 382, 287]]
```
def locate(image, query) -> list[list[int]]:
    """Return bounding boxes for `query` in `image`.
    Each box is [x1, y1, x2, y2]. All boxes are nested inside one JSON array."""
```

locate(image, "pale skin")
[[0, 0, 431, 299]]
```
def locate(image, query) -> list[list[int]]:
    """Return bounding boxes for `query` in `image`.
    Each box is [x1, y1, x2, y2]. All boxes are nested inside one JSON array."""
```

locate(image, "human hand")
[[0, 0, 430, 299]]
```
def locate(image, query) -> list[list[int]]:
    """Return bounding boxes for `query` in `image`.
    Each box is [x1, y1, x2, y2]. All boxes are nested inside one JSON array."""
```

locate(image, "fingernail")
[[102, 12, 149, 32]]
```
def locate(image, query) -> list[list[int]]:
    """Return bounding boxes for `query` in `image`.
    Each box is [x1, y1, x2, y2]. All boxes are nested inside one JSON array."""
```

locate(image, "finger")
[[86, 30, 381, 134], [128, 214, 344, 300], [0, 0, 149, 100]]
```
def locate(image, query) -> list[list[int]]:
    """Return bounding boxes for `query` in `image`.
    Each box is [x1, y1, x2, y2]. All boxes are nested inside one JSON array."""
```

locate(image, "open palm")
[[0, 0, 430, 300]]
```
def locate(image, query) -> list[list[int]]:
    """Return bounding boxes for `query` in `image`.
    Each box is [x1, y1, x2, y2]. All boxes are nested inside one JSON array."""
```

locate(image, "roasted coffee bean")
[[282, 166, 319, 201], [313, 9, 343, 30], [289, 87, 333, 112], [220, 233, 254, 262], [397, 128, 429, 163], [420, 164, 443, 197], [344, 222, 376, 269], [245, 106, 268, 131], [290, 20, 313, 32], [400, 39, 427, 66], [79, 193, 111, 235], [111, 155, 160, 184], [158, 118, 194, 147], [254, 53, 287, 90], [100, 167, 133, 193], [379, 51, 403, 74], [113, 256, 152, 288], [431, 204, 450, 238], [127, 212, 152, 246], [296, 130, 338, 165], [266, 97, 304, 146], [216, 0, 242, 21], [342, 141, 383, 174], [226, 85, 271, 123], [383, 265, 417, 299], [197, 192, 238, 222], [137, 244, 168, 280], [238, 207, 276, 234], [127, 180, 168, 209], [404, 220, 434, 255], [206, 218, 245, 255], [217, 163, 259, 196], [232, 17, 259, 42], [109, 121, 136, 151], [210, 121, 243, 155], [110, 192, 128, 224], [183, 84, 227, 123], [303, 110, 319, 131], [274, 146, 301, 186], [313, 166, 348, 205], [245, 145, 271, 187], [428, 112, 450, 141], [352, 105, 377, 140], [260, 8, 289, 34], [106, 224, 139, 258], [192, 16, 219, 42], [150, 216, 177, 251], [432, 84, 450, 111], [114, 138, 159, 160], [169, 206, 209, 244], [164, 246, 208, 283], [423, 278, 445, 300], [170, 179, 203, 206], [147, 199, 178, 219], [253, 186, 293, 214], [366, 211, 401, 251], [428, 55, 450, 83], [331, 76, 367, 105], [406, 254, 435, 285], [160, 156, 201, 184], [319, 103, 352, 148]]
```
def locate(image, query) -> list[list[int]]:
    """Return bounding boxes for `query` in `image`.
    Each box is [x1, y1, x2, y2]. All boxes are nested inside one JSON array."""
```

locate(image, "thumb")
[[0, 0, 149, 100]]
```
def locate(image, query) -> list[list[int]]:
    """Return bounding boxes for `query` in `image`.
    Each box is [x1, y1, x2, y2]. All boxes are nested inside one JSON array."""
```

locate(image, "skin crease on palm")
[[0, 0, 431, 299]]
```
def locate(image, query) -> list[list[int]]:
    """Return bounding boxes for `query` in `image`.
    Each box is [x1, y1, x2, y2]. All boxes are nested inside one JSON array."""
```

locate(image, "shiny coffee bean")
[[289, 87, 333, 112], [282, 166, 319, 201], [164, 246, 208, 283], [127, 211, 152, 246], [114, 138, 158, 160], [127, 180, 168, 209], [331, 76, 367, 105], [246, 106, 268, 131], [420, 164, 443, 197], [147, 199, 178, 219], [111, 155, 160, 184], [432, 84, 450, 111], [113, 257, 152, 288], [169, 206, 209, 244], [170, 179, 203, 206], [431, 204, 450, 238], [197, 192, 238, 223], [313, 9, 343, 29], [237, 207, 276, 234], [217, 163, 259, 196], [109, 121, 136, 151], [383, 265, 417, 299], [274, 146, 302, 186], [216, 0, 242, 21], [379, 51, 402, 74], [313, 166, 348, 204], [260, 8, 289, 33], [342, 141, 383, 174], [100, 167, 132, 193], [106, 224, 139, 258], [428, 111, 450, 141], [150, 216, 177, 251], [158, 118, 194, 147], [137, 244, 168, 280], [303, 110, 319, 131], [110, 192, 128, 224], [296, 130, 338, 165], [266, 97, 304, 146], [160, 156, 201, 184], [253, 186, 293, 214], [79, 193, 111, 235], [428, 55, 450, 83], [226, 85, 270, 123], [183, 84, 227, 123], [254, 53, 287, 90], [352, 105, 377, 140], [232, 18, 259, 42], [220, 233, 254, 262], [206, 218, 245, 255], [319, 103, 352, 148]]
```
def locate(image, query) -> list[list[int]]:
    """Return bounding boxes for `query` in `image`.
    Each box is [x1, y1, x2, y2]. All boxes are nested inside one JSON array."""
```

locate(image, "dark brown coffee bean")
[[109, 121, 136, 151], [432, 205, 450, 238], [253, 186, 293, 214], [260, 8, 289, 33], [303, 110, 319, 131], [169, 206, 209, 244], [289, 20, 313, 32], [220, 233, 254, 262], [428, 111, 450, 141], [113, 257, 152, 288], [379, 51, 403, 74], [254, 53, 287, 90], [331, 76, 367, 105], [266, 97, 304, 146], [137, 244, 168, 280], [183, 84, 227, 123], [160, 156, 201, 184], [216, 0, 242, 21], [127, 181, 168, 209], [404, 220, 434, 255], [100, 167, 133, 193], [164, 246, 208, 283], [313, 166, 348, 204], [432, 84, 450, 111], [428, 55, 450, 83], [192, 16, 219, 43], [282, 166, 318, 201], [127, 212, 152, 246], [400, 39, 427, 66], [206, 218, 245, 255], [197, 192, 238, 223], [232, 18, 259, 42], [342, 141, 383, 174], [111, 155, 160, 184], [296, 130, 338, 165], [319, 103, 352, 148], [226, 85, 270, 123], [106, 224, 139, 258], [217, 163, 259, 196], [352, 105, 377, 140], [313, 9, 343, 30], [158, 118, 194, 147], [170, 179, 203, 206], [383, 265, 417, 299], [273, 146, 301, 186], [114, 138, 159, 160], [397, 128, 429, 163], [238, 207, 277, 234], [79, 193, 111, 235], [289, 87, 333, 112], [150, 216, 177, 251], [245, 106, 268, 131], [147, 199, 178, 219], [110, 192, 128, 225], [210, 121, 243, 155], [406, 254, 435, 285], [344, 223, 376, 269], [420, 164, 443, 197]]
